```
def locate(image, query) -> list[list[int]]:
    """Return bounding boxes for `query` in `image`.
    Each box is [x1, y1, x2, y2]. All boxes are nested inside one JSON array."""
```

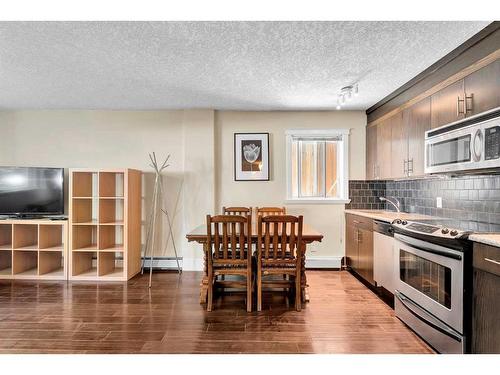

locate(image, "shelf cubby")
[[72, 225, 98, 251], [0, 250, 12, 276], [72, 171, 98, 198], [99, 172, 124, 198], [99, 225, 124, 251], [72, 251, 97, 277], [13, 250, 38, 276], [99, 198, 124, 224], [13, 224, 38, 250], [0, 224, 12, 249], [98, 251, 123, 278], [38, 251, 64, 276], [72, 198, 98, 224], [39, 224, 64, 251]]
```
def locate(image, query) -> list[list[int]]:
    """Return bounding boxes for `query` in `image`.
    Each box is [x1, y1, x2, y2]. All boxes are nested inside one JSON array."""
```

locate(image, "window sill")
[[285, 198, 351, 205]]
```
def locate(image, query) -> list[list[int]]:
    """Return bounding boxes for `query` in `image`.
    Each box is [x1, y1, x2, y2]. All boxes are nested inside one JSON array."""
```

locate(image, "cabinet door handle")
[[409, 158, 414, 175], [484, 257, 500, 266], [465, 93, 473, 113], [457, 96, 465, 116], [403, 159, 408, 175]]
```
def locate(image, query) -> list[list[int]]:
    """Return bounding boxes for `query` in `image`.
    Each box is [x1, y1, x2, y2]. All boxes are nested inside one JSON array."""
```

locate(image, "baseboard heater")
[[141, 257, 183, 270]]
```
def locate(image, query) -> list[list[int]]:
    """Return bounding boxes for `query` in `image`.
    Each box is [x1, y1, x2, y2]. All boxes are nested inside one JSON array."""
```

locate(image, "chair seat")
[[213, 260, 249, 268]]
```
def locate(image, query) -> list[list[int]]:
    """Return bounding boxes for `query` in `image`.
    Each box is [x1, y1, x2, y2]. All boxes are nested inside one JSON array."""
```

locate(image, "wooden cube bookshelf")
[[69, 169, 141, 281], [0, 220, 68, 280]]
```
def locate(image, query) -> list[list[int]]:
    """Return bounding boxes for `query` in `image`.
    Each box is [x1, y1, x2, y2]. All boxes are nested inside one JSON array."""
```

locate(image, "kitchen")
[[344, 23, 500, 354]]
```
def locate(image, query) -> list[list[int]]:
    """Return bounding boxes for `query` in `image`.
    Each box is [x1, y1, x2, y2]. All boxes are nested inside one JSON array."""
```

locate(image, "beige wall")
[[0, 110, 215, 270], [215, 111, 367, 266], [0, 109, 366, 269]]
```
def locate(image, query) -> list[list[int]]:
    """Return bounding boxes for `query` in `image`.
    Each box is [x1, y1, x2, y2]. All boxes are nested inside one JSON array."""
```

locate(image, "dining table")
[[186, 219, 324, 304]]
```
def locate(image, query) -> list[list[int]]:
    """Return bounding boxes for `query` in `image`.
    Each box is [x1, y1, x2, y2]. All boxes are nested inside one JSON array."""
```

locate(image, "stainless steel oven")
[[425, 107, 500, 174], [391, 220, 472, 353]]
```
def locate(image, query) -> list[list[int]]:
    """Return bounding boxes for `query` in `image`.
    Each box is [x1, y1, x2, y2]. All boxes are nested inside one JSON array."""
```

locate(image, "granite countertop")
[[344, 209, 434, 223], [468, 233, 500, 248]]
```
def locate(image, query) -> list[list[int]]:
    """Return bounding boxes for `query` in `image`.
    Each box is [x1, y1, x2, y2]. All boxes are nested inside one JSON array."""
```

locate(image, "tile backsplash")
[[346, 175, 500, 232]]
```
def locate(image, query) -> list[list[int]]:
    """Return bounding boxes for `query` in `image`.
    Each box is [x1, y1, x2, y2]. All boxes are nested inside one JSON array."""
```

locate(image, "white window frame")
[[285, 129, 351, 204]]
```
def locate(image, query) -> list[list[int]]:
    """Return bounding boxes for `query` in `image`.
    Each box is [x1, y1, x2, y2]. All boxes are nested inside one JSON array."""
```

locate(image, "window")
[[286, 129, 350, 203]]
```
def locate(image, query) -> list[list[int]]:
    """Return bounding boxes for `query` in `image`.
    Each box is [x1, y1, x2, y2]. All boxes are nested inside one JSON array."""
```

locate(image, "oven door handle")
[[395, 291, 463, 343], [394, 233, 462, 260]]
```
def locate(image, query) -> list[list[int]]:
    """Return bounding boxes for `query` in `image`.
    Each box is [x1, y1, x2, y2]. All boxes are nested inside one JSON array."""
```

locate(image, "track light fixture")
[[336, 83, 359, 110]]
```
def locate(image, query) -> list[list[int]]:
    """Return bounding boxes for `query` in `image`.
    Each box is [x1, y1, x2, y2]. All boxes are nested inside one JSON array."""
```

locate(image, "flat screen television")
[[0, 167, 64, 216]]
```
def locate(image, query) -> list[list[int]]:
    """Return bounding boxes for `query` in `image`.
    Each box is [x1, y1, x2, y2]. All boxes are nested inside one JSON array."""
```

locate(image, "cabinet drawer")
[[474, 243, 500, 277], [345, 214, 373, 231]]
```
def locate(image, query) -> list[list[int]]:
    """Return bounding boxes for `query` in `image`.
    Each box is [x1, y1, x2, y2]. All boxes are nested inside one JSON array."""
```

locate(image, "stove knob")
[[401, 220, 407, 225], [441, 228, 449, 234], [395, 219, 402, 224], [450, 230, 458, 236]]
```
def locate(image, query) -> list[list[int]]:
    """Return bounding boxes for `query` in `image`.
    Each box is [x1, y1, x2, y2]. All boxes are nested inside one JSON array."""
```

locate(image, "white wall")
[[0, 110, 215, 270], [215, 111, 367, 267], [0, 109, 366, 270]]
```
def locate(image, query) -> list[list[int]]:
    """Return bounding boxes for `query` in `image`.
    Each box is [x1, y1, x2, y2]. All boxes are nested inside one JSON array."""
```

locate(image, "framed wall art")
[[234, 133, 270, 181]]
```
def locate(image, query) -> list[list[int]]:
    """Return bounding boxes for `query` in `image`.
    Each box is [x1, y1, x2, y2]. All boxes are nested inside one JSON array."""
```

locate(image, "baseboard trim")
[[305, 256, 342, 269]]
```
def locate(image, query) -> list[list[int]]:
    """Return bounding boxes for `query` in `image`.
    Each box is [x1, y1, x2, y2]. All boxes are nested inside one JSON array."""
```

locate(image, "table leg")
[[301, 242, 309, 303], [199, 242, 208, 304]]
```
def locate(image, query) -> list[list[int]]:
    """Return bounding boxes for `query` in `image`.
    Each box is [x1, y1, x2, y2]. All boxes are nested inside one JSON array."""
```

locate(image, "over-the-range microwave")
[[425, 107, 500, 174]]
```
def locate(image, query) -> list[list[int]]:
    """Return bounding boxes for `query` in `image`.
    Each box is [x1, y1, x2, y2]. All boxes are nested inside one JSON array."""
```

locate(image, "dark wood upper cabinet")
[[430, 79, 465, 129], [376, 119, 392, 179], [465, 59, 500, 116], [390, 112, 407, 179], [405, 97, 431, 177], [366, 125, 377, 180]]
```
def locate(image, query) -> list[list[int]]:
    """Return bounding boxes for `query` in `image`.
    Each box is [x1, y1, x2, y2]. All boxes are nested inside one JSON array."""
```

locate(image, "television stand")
[[0, 218, 68, 280]]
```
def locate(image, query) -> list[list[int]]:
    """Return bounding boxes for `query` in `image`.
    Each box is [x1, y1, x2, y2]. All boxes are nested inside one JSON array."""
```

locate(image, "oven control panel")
[[485, 126, 500, 160], [392, 219, 467, 239]]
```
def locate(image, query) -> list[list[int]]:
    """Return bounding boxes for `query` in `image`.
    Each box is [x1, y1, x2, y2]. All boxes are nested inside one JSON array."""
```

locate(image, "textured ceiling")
[[0, 21, 490, 110]]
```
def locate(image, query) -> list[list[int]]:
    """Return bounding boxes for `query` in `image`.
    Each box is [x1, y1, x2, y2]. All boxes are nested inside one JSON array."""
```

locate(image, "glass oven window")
[[428, 135, 471, 167], [400, 250, 452, 308]]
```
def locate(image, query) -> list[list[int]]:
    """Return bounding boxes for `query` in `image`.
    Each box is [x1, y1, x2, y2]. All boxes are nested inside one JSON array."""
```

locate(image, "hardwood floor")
[[0, 270, 433, 354]]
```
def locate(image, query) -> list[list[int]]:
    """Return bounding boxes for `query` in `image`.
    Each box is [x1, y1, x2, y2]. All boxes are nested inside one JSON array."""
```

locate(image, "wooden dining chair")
[[206, 214, 253, 312], [223, 206, 252, 217], [256, 215, 303, 312], [256, 206, 286, 217]]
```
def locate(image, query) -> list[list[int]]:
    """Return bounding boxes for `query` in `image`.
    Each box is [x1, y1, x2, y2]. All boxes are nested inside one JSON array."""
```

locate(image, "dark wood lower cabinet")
[[345, 214, 375, 286], [472, 243, 500, 354], [357, 227, 374, 285]]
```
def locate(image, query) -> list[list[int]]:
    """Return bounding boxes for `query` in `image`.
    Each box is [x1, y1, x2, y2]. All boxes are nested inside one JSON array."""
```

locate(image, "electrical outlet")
[[436, 197, 442, 208]]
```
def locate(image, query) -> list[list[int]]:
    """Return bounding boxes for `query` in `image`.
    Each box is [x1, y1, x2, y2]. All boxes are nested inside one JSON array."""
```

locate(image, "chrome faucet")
[[379, 196, 401, 212]]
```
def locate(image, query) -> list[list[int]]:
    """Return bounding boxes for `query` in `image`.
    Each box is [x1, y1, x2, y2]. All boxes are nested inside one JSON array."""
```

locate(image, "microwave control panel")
[[485, 126, 500, 160]]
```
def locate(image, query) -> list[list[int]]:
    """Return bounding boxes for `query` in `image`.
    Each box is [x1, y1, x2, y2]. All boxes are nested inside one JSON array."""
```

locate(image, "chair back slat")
[[231, 222, 237, 259], [206, 214, 251, 261], [289, 223, 296, 258], [239, 221, 245, 259], [222, 222, 228, 259], [257, 215, 303, 261], [214, 221, 220, 259]]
